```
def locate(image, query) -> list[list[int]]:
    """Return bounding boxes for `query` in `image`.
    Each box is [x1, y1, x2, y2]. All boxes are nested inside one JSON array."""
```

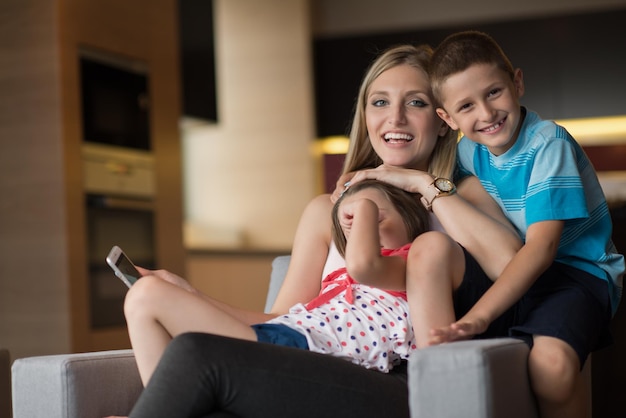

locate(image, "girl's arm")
[[342, 199, 407, 290], [268, 194, 336, 314]]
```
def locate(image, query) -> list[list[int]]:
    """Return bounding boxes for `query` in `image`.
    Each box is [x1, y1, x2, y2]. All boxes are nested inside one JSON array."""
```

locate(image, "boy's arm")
[[344, 200, 407, 290], [429, 219, 564, 345]]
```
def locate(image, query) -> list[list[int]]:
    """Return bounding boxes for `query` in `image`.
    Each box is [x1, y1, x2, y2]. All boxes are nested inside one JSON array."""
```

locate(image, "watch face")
[[435, 178, 454, 192]]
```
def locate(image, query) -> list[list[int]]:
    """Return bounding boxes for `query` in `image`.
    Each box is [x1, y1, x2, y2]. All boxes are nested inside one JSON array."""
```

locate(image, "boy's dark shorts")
[[454, 247, 613, 368], [251, 323, 309, 350]]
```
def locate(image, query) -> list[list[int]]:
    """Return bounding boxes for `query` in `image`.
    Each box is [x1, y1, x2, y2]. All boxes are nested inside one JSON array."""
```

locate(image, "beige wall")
[[182, 0, 626, 252], [0, 0, 70, 359], [186, 252, 280, 311], [183, 0, 316, 251]]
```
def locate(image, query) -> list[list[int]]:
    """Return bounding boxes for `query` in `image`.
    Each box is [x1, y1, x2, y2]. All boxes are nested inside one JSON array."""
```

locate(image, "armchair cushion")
[[12, 349, 141, 418]]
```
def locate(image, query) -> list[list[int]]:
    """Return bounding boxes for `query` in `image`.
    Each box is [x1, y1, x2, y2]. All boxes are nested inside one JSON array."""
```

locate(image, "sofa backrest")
[[264, 256, 290, 313]]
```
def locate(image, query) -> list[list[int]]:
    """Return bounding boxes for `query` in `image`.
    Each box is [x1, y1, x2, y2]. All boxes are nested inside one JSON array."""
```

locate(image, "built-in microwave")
[[80, 49, 150, 151]]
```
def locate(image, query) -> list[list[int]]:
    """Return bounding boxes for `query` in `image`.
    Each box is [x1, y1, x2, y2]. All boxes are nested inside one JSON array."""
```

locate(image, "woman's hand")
[[136, 267, 196, 293], [331, 165, 434, 202], [330, 171, 357, 203]]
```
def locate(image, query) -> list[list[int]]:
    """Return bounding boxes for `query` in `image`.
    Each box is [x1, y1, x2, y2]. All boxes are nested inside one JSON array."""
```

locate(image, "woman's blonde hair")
[[331, 180, 430, 257], [342, 44, 458, 179]]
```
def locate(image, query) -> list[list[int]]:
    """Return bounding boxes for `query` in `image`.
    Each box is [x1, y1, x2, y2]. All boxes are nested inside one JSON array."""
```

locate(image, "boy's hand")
[[427, 316, 489, 345]]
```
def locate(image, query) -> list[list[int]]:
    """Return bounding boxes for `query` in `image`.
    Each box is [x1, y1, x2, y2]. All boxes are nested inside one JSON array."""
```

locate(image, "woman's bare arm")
[[268, 194, 336, 314], [431, 176, 522, 279], [332, 168, 521, 279]]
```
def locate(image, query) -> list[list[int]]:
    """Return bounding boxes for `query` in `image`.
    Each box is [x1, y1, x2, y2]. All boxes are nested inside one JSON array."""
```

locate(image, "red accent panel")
[[323, 154, 346, 193], [583, 145, 626, 171]]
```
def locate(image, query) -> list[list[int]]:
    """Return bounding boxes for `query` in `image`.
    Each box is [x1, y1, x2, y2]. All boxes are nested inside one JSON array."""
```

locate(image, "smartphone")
[[106, 245, 142, 288]]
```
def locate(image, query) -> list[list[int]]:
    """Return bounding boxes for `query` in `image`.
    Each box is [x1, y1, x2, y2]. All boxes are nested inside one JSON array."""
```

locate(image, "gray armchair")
[[12, 256, 543, 418]]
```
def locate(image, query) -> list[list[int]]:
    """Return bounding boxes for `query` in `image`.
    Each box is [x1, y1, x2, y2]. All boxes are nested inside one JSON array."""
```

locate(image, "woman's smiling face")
[[365, 64, 447, 170]]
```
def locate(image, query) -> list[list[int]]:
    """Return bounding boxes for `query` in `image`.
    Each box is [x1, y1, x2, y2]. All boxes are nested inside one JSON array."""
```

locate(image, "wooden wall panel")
[[0, 0, 72, 358], [186, 253, 279, 312], [0, 0, 185, 358]]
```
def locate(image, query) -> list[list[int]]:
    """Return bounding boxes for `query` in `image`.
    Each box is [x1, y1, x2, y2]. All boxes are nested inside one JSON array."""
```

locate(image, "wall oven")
[[86, 194, 155, 328], [83, 144, 156, 328]]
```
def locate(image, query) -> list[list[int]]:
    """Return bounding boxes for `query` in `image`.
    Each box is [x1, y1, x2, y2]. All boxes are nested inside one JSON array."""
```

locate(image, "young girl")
[[143, 180, 427, 375], [260, 179, 429, 372]]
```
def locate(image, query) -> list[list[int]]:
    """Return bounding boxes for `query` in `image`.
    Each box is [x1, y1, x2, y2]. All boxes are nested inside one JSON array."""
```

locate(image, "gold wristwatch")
[[420, 178, 456, 211]]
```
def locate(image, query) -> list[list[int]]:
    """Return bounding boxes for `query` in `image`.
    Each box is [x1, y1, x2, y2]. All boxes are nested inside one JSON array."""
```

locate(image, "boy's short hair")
[[429, 30, 515, 105]]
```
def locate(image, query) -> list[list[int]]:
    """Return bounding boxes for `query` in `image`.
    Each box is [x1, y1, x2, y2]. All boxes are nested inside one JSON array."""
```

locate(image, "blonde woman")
[[118, 43, 521, 418]]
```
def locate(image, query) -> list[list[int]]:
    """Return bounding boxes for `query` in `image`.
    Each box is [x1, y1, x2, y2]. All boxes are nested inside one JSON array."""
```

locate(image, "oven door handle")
[[87, 195, 154, 211]]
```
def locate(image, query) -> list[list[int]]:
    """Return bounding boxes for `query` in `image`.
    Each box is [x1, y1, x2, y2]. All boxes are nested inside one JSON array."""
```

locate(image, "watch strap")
[[420, 178, 455, 211]]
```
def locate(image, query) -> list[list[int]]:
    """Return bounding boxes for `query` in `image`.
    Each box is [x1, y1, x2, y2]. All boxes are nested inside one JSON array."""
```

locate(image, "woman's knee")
[[166, 333, 245, 367], [166, 332, 206, 357]]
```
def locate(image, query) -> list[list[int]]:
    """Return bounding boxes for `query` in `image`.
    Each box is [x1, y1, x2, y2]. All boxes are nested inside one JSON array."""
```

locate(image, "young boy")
[[423, 30, 624, 418]]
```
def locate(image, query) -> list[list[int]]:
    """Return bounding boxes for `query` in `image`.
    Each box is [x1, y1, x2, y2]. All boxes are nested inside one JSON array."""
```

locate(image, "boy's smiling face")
[[435, 63, 525, 156]]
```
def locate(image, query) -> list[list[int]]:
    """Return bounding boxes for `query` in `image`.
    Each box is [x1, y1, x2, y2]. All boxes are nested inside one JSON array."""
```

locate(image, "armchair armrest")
[[12, 349, 142, 418], [409, 338, 538, 418]]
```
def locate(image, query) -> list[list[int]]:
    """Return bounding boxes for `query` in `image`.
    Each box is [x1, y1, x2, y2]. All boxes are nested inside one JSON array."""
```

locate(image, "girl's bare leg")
[[405, 231, 466, 347], [124, 276, 258, 385]]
